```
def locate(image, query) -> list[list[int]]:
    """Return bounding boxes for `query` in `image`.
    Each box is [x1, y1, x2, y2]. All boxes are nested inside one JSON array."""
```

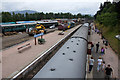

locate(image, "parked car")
[[49, 24, 55, 29]]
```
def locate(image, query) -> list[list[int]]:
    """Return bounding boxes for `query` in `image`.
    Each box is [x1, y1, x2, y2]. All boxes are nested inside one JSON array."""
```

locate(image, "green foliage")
[[2, 12, 12, 22], [96, 12, 118, 26], [95, 22, 120, 54], [95, 1, 120, 27], [95, 1, 120, 54], [2, 11, 93, 22]]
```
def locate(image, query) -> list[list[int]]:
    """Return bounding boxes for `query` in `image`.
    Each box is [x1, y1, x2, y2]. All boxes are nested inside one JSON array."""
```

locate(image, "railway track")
[[9, 24, 82, 80], [2, 28, 56, 50]]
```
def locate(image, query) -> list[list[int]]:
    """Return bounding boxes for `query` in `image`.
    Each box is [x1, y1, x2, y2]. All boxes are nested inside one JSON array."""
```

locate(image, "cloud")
[[1, 0, 112, 15], [2, 0, 112, 2]]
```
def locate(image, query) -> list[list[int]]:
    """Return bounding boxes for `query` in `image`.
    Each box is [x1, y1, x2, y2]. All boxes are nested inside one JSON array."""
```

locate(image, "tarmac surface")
[[87, 29, 119, 79], [2, 25, 81, 78]]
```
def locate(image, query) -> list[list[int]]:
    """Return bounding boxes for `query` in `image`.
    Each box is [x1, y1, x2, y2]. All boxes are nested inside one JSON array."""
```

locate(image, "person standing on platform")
[[95, 28, 97, 32], [101, 47, 105, 56], [97, 29, 99, 34], [103, 38, 106, 44], [92, 29, 94, 35], [96, 42, 99, 53], [105, 40, 108, 49], [97, 56, 103, 72], [91, 43, 94, 52], [104, 64, 113, 79], [102, 61, 106, 71], [88, 56, 94, 73]]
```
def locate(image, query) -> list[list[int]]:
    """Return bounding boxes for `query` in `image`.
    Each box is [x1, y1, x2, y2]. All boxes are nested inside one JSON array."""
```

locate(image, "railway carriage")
[[1, 23, 36, 34], [33, 23, 89, 79]]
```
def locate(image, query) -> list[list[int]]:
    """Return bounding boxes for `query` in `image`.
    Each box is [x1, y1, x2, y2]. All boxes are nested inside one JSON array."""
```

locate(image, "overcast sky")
[[1, 0, 113, 15]]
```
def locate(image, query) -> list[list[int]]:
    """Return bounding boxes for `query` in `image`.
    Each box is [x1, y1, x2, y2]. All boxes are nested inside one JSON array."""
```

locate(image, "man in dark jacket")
[[105, 64, 113, 80], [96, 42, 99, 53]]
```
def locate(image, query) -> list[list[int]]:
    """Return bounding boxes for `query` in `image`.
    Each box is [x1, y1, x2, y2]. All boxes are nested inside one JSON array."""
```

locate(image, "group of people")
[[103, 38, 108, 49], [88, 27, 113, 79], [91, 41, 105, 56], [96, 42, 106, 55], [89, 56, 113, 79]]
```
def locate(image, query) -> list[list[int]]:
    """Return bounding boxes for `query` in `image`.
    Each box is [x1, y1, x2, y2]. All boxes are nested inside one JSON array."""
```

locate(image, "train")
[[58, 21, 75, 30], [1, 22, 37, 34], [36, 20, 58, 28], [33, 23, 89, 79], [0, 20, 58, 36], [57, 19, 77, 30], [0, 19, 78, 36], [27, 24, 46, 36]]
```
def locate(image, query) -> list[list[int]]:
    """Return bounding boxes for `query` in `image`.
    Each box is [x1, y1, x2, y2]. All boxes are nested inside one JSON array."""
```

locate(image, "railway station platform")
[[86, 28, 119, 79], [2, 24, 81, 78]]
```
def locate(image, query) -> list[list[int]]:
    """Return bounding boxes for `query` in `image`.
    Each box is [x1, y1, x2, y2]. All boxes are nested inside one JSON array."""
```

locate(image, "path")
[[87, 28, 119, 79]]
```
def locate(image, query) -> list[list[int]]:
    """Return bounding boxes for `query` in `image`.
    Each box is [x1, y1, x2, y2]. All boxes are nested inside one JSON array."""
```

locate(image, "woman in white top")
[[97, 56, 103, 72]]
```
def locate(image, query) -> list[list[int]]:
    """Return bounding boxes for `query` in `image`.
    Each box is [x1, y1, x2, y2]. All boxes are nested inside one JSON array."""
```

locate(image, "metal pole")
[[35, 37, 36, 45]]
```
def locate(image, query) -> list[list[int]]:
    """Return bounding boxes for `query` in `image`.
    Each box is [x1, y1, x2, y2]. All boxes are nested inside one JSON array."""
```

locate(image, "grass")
[[95, 22, 120, 55]]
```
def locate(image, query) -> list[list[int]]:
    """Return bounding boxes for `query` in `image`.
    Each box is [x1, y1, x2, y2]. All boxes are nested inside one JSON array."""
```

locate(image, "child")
[[102, 61, 106, 71], [101, 47, 105, 56]]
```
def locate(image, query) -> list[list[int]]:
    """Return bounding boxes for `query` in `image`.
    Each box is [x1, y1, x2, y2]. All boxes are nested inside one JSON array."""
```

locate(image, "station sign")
[[34, 33, 44, 38]]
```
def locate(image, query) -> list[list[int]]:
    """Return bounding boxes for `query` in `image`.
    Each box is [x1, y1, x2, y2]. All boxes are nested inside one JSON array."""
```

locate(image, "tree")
[[95, 1, 119, 27], [25, 12, 30, 20], [2, 12, 12, 22], [2, 11, 93, 22]]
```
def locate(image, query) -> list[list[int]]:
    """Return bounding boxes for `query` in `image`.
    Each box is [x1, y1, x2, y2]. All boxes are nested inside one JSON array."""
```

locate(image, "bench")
[[38, 38, 45, 44], [18, 43, 31, 53]]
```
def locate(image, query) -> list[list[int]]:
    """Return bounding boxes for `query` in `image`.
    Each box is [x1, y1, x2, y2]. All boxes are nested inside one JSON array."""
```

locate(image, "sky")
[[1, 0, 113, 15]]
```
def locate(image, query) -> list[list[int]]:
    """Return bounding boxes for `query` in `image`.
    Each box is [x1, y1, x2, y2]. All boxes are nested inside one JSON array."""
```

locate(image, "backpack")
[[101, 49, 104, 52]]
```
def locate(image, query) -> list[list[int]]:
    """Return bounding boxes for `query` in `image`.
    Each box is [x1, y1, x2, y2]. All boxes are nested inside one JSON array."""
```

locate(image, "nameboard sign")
[[34, 33, 44, 38]]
